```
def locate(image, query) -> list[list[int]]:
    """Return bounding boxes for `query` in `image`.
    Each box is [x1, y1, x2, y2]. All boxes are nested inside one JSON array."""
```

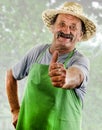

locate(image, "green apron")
[[16, 49, 82, 130]]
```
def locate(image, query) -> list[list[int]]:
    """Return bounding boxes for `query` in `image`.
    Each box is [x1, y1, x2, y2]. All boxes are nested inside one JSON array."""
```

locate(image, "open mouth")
[[57, 32, 73, 41]]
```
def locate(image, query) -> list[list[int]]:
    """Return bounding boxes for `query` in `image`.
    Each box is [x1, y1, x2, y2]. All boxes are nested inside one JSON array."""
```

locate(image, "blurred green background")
[[0, 0, 102, 130]]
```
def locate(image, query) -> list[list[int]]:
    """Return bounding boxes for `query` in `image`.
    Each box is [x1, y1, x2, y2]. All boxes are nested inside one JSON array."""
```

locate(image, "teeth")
[[57, 32, 73, 40]]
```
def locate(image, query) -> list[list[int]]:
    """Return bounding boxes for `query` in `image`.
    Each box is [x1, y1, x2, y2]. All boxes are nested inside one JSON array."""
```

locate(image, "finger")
[[50, 51, 59, 64], [51, 75, 65, 82], [52, 81, 65, 87], [50, 63, 64, 70], [49, 67, 66, 77], [49, 69, 62, 76], [13, 120, 17, 128]]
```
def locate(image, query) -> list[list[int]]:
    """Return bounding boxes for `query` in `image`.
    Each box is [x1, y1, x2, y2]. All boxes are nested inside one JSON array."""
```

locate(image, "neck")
[[49, 41, 75, 55]]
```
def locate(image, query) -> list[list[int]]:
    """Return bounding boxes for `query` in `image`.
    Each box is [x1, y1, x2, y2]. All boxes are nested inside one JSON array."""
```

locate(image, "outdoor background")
[[0, 0, 102, 130]]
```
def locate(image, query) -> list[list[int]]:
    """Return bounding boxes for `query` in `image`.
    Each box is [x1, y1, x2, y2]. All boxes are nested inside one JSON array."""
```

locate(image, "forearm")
[[5, 69, 20, 114], [63, 66, 84, 89]]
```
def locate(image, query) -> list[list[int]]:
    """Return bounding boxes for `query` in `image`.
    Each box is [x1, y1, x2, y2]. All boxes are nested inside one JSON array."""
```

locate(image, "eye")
[[59, 22, 66, 27], [70, 25, 77, 31]]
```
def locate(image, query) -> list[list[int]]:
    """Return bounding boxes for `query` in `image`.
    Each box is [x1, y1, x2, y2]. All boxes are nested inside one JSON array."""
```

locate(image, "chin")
[[59, 42, 72, 48]]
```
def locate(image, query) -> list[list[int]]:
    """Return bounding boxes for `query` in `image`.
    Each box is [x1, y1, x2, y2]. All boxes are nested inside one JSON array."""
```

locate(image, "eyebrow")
[[59, 21, 77, 26]]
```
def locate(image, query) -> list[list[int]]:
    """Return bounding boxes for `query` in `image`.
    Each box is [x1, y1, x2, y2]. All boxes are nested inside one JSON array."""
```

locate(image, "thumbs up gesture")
[[49, 51, 66, 88]]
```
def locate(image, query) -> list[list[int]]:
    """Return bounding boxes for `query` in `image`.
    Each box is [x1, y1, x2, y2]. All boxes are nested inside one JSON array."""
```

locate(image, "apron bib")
[[16, 50, 82, 130]]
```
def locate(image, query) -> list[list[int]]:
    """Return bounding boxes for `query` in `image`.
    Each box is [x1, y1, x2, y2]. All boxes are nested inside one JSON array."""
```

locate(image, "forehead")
[[56, 14, 81, 23]]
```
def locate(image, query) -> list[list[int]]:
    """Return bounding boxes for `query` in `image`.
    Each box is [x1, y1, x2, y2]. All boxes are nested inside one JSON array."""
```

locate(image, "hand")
[[49, 51, 66, 87], [12, 111, 19, 128]]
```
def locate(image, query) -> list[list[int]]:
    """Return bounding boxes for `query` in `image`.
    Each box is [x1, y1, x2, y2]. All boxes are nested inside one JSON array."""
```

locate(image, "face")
[[50, 14, 83, 54]]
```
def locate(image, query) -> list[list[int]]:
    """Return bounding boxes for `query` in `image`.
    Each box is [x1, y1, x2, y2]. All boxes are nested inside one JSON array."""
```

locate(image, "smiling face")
[[50, 14, 83, 54]]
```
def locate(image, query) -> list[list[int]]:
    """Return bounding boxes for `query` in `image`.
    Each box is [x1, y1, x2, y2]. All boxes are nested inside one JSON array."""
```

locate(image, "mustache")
[[57, 31, 73, 40]]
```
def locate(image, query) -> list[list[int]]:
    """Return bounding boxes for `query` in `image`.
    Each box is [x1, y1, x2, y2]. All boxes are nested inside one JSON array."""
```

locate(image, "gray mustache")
[[57, 32, 73, 40]]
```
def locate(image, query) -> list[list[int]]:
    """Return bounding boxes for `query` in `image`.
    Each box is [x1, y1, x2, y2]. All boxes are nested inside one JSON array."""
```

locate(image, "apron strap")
[[63, 49, 75, 68], [36, 46, 49, 63], [36, 46, 75, 68]]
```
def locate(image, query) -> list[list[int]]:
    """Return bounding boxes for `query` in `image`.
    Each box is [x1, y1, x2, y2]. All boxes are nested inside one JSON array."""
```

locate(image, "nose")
[[63, 25, 71, 34]]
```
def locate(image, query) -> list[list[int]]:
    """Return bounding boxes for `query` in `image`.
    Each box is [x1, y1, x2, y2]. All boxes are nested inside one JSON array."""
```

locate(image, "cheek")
[[51, 25, 62, 34], [76, 32, 83, 40], [74, 31, 81, 38], [53, 28, 60, 33]]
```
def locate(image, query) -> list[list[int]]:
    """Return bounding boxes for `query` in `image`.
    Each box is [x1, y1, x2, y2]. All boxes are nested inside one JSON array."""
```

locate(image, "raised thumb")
[[50, 51, 59, 64]]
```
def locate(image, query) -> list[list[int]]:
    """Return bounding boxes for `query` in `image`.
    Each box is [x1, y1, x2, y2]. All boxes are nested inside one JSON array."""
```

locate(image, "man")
[[6, 2, 96, 130]]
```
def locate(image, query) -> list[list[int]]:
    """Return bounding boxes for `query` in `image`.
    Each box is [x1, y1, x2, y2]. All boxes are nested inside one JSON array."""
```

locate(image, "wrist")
[[11, 107, 20, 114]]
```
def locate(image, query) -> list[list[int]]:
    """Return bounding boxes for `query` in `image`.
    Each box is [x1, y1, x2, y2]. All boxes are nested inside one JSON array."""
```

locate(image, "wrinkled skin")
[[49, 51, 84, 89], [49, 14, 84, 88], [50, 14, 83, 54], [49, 51, 66, 87]]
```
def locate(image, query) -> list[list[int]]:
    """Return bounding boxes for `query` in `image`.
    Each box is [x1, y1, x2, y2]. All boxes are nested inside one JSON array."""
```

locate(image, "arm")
[[49, 51, 84, 89], [62, 66, 84, 89], [5, 69, 20, 128]]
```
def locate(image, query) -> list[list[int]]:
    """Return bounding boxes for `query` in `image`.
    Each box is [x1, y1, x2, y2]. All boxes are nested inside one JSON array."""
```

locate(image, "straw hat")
[[42, 2, 96, 41]]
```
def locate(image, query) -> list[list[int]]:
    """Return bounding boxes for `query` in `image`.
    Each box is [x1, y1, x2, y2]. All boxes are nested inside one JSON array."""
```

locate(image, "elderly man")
[[6, 2, 96, 130]]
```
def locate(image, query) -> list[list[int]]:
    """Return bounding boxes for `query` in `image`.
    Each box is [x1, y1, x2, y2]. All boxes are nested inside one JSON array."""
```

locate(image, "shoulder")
[[71, 49, 90, 66], [25, 43, 50, 59], [33, 43, 50, 50], [28, 43, 50, 54]]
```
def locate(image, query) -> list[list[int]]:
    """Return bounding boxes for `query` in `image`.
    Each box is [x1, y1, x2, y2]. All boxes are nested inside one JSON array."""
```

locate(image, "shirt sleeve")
[[68, 53, 90, 103], [12, 44, 47, 80]]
